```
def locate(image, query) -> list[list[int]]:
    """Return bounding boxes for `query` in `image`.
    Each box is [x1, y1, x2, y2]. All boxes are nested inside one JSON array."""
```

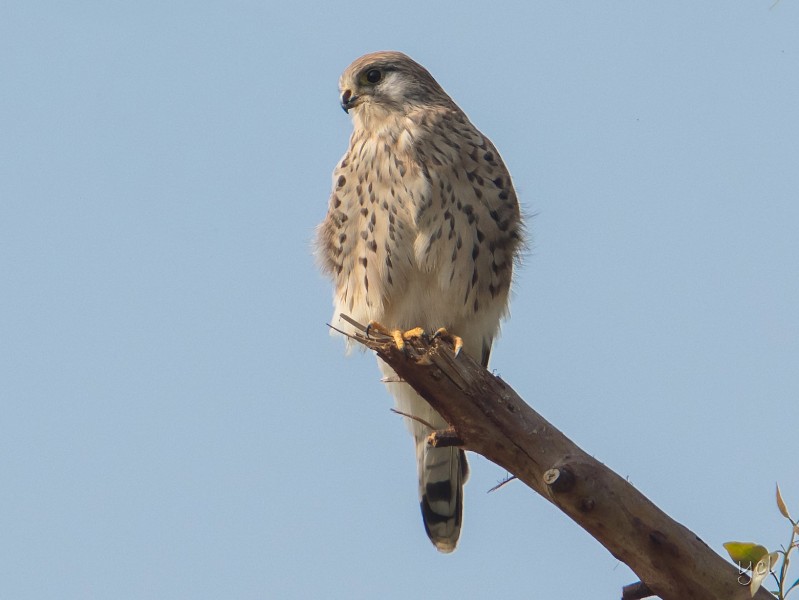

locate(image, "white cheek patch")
[[378, 72, 407, 105]]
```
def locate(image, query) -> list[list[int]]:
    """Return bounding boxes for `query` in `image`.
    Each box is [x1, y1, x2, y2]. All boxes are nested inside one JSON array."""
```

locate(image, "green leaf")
[[750, 551, 779, 597], [724, 541, 769, 569], [778, 483, 792, 520], [785, 576, 799, 595]]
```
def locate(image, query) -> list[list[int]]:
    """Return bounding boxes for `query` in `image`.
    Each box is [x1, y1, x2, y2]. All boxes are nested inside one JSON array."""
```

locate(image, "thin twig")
[[488, 474, 518, 493], [389, 408, 438, 431], [326, 322, 360, 341], [338, 313, 370, 333]]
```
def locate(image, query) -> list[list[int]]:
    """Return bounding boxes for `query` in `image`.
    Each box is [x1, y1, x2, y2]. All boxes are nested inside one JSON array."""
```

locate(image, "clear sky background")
[[2, 2, 797, 598]]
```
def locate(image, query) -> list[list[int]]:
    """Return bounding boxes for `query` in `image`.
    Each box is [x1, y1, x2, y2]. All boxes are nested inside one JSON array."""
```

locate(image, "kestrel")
[[317, 51, 523, 552]]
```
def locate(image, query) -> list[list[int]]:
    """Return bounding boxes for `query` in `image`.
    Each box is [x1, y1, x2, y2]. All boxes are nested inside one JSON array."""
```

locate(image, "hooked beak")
[[340, 89, 359, 113]]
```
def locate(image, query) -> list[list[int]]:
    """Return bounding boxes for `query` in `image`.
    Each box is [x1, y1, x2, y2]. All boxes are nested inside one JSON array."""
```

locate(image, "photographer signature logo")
[[736, 556, 776, 586]]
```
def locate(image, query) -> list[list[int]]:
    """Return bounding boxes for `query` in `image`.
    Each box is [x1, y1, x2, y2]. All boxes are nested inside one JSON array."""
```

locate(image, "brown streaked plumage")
[[317, 51, 523, 552]]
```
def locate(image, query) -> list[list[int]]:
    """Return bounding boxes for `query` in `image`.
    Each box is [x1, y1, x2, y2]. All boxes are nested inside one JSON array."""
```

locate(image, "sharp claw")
[[432, 328, 463, 356]]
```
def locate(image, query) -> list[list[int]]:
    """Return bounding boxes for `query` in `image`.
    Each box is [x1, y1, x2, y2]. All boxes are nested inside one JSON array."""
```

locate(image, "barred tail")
[[417, 439, 469, 553], [378, 359, 470, 552]]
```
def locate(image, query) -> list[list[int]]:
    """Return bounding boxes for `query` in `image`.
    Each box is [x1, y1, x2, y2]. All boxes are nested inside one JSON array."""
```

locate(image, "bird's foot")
[[432, 328, 463, 357], [364, 322, 463, 356], [365, 321, 427, 353]]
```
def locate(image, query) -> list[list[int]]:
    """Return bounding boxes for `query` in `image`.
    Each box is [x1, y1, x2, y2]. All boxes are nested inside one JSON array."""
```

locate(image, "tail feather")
[[378, 360, 469, 552], [418, 442, 468, 553]]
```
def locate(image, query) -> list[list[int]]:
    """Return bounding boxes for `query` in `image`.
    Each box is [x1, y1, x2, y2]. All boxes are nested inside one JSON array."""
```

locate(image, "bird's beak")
[[340, 89, 359, 113]]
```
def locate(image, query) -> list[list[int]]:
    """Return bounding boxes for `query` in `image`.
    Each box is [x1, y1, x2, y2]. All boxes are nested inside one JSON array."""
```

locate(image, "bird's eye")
[[365, 69, 382, 84]]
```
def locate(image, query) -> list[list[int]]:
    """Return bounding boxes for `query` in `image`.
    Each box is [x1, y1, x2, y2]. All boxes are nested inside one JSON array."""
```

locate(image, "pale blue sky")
[[1, 2, 797, 598]]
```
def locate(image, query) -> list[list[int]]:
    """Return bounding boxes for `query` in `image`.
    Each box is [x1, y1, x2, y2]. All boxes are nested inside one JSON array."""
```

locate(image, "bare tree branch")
[[344, 316, 773, 600]]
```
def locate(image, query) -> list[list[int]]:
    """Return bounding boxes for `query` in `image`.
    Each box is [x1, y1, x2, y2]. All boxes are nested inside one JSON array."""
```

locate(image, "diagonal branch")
[[345, 316, 773, 600]]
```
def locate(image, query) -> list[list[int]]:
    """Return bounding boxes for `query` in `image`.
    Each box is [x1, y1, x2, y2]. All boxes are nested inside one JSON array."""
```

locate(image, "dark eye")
[[365, 69, 382, 84]]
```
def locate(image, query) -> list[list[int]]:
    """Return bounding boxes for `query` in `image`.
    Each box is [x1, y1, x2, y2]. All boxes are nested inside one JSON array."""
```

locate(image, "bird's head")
[[338, 51, 451, 123]]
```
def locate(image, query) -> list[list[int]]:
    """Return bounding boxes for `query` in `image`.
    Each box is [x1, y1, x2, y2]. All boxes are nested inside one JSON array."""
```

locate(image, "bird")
[[317, 51, 523, 552]]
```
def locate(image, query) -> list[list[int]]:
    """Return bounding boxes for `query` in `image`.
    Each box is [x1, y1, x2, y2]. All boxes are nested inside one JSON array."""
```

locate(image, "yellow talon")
[[366, 322, 460, 355], [392, 330, 406, 352], [365, 320, 391, 339], [402, 327, 426, 340], [366, 321, 427, 353], [432, 328, 463, 357]]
